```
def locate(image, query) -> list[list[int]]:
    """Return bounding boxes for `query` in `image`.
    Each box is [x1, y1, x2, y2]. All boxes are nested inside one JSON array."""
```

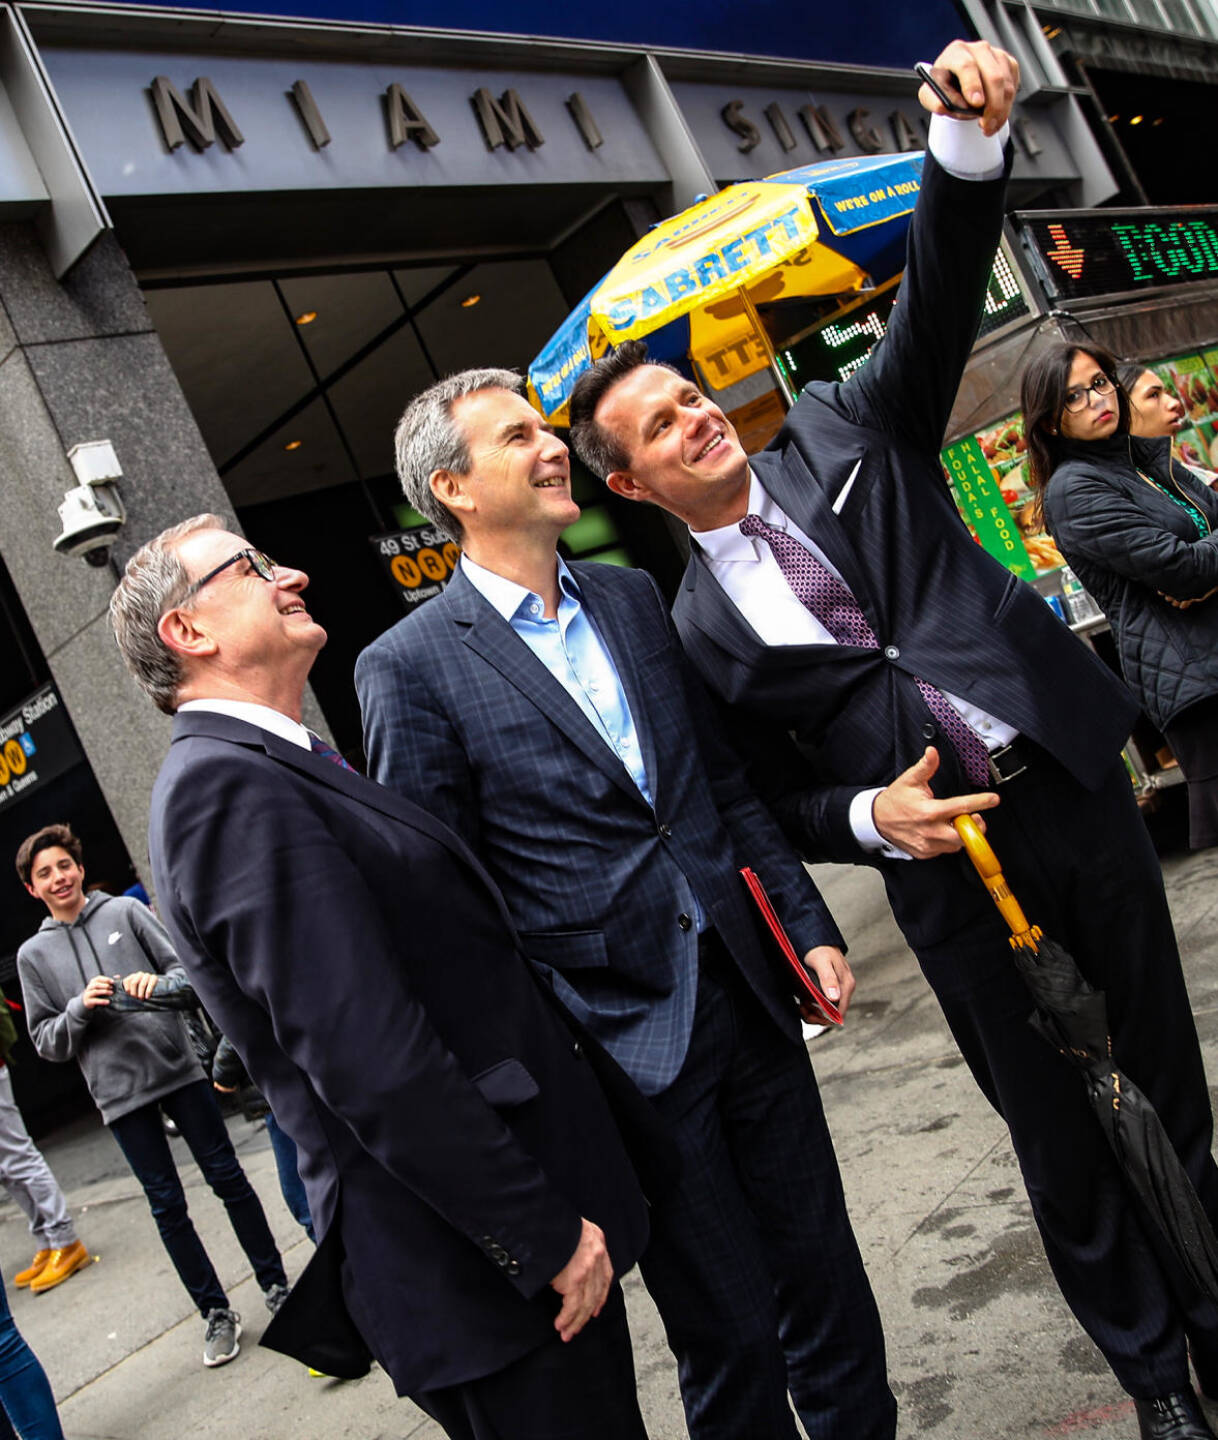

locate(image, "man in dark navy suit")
[[109, 515, 652, 1440], [356, 367, 895, 1440], [569, 37, 1218, 1440]]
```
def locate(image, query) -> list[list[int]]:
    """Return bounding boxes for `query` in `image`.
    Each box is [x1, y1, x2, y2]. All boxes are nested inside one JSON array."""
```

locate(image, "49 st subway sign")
[[147, 72, 929, 162]]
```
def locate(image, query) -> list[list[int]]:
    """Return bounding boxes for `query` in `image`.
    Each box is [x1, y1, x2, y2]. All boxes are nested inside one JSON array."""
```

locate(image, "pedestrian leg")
[[0, 1274, 65, 1439], [109, 1098, 229, 1316], [264, 1111, 314, 1241], [163, 1080, 287, 1292], [0, 1068, 75, 1253]]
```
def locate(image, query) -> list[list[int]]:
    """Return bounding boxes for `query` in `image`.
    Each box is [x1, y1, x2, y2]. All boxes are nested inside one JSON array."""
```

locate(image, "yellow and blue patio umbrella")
[[529, 150, 925, 425]]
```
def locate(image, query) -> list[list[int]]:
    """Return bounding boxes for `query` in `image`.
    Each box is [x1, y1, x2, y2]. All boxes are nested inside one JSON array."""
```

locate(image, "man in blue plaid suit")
[[356, 375, 896, 1440]]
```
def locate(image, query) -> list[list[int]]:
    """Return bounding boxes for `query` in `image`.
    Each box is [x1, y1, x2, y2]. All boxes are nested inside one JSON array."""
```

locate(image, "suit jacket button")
[[506, 1260, 521, 1276], [922, 722, 936, 740], [572, 1042, 584, 1058], [883, 644, 900, 660], [658, 822, 672, 839], [678, 913, 693, 932]]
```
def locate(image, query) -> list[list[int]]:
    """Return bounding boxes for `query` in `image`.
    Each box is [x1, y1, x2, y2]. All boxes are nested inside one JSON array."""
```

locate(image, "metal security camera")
[[54, 441, 126, 566]]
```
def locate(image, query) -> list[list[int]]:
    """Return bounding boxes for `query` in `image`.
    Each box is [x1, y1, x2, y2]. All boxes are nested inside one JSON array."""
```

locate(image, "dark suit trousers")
[[904, 750, 1218, 1399], [638, 937, 896, 1440], [413, 1283, 647, 1440]]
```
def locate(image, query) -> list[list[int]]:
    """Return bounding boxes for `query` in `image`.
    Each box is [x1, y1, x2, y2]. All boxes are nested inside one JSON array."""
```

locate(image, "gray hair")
[[109, 513, 227, 715], [394, 368, 524, 541]]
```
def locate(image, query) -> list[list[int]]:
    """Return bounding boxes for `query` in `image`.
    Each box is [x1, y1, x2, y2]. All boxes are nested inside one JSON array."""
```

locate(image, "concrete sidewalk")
[[7, 841, 1218, 1439]]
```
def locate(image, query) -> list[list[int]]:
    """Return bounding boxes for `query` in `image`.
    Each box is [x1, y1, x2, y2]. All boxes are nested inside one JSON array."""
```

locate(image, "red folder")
[[740, 867, 844, 1027]]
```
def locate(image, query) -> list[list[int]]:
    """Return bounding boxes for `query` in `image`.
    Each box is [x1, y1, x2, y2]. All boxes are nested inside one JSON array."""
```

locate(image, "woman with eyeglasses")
[[1022, 341, 1218, 849]]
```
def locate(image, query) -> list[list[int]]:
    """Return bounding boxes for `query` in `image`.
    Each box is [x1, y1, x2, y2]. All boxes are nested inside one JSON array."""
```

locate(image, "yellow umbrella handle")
[[952, 815, 1042, 953]]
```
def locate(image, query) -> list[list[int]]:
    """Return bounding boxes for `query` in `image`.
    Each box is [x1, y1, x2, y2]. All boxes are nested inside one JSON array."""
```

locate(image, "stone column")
[[0, 224, 239, 878]]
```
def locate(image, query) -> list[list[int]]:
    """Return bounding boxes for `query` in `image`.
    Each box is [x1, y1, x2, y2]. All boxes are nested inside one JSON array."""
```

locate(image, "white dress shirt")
[[177, 698, 312, 750]]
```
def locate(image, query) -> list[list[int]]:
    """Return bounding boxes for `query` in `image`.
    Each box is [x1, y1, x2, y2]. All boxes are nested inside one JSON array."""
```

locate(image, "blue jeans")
[[109, 1079, 286, 1316], [264, 1111, 314, 1242], [0, 1273, 64, 1440]]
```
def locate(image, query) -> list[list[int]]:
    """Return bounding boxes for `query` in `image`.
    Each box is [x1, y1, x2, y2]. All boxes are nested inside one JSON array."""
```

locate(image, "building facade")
[[0, 2, 1142, 1125]]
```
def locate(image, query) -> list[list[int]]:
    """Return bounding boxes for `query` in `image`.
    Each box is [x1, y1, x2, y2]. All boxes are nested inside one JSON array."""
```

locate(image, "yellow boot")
[[29, 1241, 91, 1293], [13, 1249, 51, 1288]]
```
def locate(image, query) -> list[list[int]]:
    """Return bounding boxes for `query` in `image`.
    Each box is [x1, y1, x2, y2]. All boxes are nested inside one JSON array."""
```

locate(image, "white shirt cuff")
[[927, 113, 1009, 181], [848, 788, 913, 861]]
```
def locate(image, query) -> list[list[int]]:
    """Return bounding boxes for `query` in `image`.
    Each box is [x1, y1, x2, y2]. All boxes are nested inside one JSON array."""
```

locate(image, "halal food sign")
[[371, 524, 461, 611]]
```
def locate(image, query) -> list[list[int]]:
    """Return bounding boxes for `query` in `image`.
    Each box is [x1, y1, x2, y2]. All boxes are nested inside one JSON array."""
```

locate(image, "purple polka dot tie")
[[309, 734, 356, 772], [739, 514, 991, 788]]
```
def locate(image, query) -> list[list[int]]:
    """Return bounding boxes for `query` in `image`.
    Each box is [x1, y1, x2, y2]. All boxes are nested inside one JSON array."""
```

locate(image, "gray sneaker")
[[202, 1308, 241, 1367], [263, 1282, 290, 1317]]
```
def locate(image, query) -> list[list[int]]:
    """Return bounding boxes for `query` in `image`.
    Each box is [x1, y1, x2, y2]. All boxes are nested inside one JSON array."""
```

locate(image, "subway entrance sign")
[[371, 523, 461, 612], [1014, 207, 1218, 302]]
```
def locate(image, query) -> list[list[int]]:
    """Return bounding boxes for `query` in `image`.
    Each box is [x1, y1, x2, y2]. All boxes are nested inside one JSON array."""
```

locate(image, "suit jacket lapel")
[[752, 444, 876, 609], [441, 569, 650, 809], [679, 554, 850, 672], [169, 711, 521, 940]]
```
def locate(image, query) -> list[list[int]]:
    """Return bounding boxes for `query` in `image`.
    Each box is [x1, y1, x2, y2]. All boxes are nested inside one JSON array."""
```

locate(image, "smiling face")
[[161, 529, 327, 707], [596, 365, 750, 530], [1058, 351, 1120, 443], [1127, 369, 1185, 439], [438, 388, 580, 547], [26, 845, 87, 922]]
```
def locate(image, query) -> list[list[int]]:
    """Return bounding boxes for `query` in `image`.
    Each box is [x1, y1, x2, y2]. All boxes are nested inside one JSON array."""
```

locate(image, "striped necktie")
[[309, 734, 356, 773], [738, 513, 991, 788]]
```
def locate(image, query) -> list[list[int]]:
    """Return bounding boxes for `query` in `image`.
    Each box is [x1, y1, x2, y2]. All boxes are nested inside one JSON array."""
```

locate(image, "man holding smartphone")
[[570, 38, 1218, 1440]]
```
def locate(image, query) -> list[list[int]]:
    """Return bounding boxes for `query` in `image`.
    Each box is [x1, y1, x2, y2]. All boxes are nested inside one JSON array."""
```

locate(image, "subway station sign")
[[1015, 208, 1218, 302], [371, 524, 461, 612], [0, 685, 82, 813]]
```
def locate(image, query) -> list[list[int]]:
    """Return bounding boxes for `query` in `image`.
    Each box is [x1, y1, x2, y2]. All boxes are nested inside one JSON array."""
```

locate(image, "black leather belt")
[[986, 736, 1035, 786]]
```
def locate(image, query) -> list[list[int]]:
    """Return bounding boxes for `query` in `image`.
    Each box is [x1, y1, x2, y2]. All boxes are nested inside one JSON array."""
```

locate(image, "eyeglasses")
[[1063, 374, 1114, 413], [180, 548, 278, 603]]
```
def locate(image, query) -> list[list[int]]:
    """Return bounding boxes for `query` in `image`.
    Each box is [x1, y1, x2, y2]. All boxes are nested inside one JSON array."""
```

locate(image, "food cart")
[[768, 202, 1218, 803], [940, 203, 1218, 801]]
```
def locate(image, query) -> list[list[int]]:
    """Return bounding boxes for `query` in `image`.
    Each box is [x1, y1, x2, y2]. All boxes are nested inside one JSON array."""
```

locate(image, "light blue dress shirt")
[[460, 555, 706, 930], [460, 554, 654, 804]]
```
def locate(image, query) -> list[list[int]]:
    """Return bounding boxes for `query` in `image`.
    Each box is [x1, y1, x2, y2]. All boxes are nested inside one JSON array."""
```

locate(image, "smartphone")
[[915, 62, 984, 118]]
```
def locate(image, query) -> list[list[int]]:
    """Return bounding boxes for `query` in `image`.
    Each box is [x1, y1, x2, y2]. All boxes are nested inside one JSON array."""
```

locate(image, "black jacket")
[[672, 150, 1137, 949], [148, 710, 648, 1397], [1043, 433, 1218, 731]]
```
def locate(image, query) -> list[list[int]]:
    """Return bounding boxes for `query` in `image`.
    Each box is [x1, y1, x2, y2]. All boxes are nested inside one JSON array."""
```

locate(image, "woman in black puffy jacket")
[[1022, 341, 1218, 848]]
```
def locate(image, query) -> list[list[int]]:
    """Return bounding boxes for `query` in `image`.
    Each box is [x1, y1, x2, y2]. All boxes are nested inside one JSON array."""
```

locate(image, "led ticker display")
[[782, 247, 1028, 387], [1016, 208, 1218, 302]]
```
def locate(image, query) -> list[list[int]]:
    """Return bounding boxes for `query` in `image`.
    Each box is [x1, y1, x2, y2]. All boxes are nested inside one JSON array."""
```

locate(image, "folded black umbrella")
[[955, 815, 1218, 1305]]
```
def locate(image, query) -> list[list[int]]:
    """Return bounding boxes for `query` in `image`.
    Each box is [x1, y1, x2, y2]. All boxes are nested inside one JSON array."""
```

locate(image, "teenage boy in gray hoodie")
[[15, 823, 289, 1368]]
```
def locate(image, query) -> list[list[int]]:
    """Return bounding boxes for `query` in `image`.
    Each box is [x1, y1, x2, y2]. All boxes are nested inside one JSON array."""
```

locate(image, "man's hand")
[[919, 39, 1020, 137], [81, 975, 114, 1009], [122, 972, 161, 1000], [873, 747, 1000, 860], [549, 1217, 613, 1343], [801, 946, 854, 1019]]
